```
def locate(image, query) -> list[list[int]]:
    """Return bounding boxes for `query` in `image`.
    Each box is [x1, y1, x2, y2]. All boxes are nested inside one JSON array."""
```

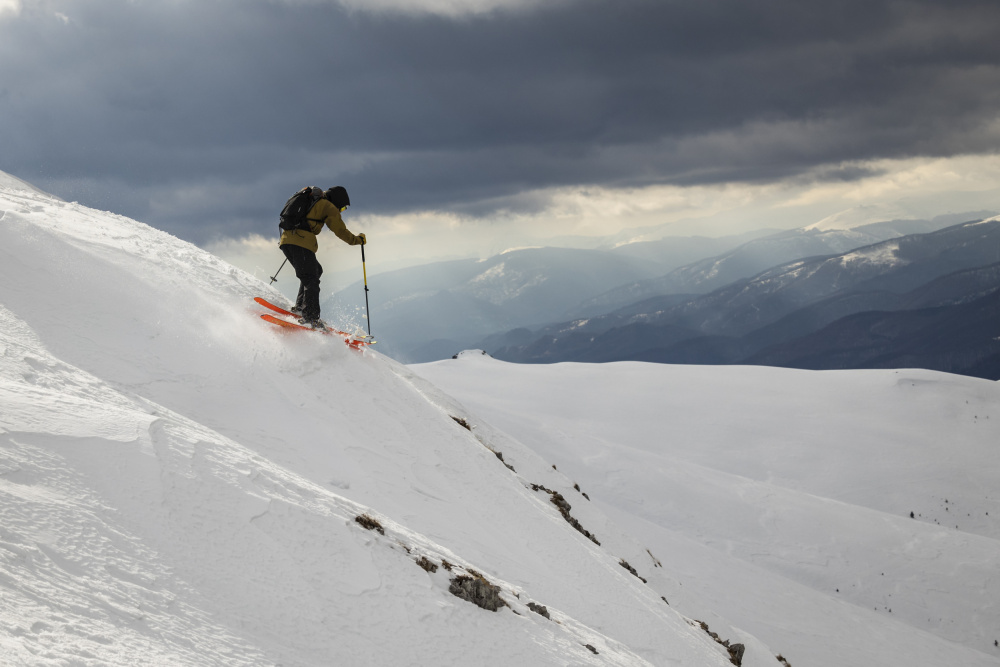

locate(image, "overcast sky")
[[2, 0, 1000, 280]]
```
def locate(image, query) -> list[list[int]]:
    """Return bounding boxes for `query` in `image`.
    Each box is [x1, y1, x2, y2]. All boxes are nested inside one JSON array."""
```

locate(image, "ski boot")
[[298, 317, 329, 331]]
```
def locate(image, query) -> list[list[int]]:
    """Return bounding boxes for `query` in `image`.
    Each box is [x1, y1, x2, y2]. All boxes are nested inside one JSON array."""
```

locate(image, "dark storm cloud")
[[1, 0, 999, 243]]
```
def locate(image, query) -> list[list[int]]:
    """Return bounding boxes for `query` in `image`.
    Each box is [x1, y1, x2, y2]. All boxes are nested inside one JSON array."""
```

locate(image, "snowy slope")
[[415, 353, 1000, 667], [0, 174, 760, 665]]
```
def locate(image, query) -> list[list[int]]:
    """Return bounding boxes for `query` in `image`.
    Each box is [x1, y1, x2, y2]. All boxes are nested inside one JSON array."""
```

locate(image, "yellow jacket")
[[279, 198, 363, 253]]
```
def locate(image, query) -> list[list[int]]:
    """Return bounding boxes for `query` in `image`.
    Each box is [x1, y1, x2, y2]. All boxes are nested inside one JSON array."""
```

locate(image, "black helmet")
[[326, 186, 350, 210]]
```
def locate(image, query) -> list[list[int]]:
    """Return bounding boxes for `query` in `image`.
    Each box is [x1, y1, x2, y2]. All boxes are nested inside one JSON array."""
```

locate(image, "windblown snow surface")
[[415, 357, 1000, 667], [0, 172, 997, 667], [0, 176, 772, 666]]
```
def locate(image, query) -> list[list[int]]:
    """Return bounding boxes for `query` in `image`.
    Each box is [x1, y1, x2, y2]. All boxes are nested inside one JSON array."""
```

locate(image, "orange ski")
[[254, 297, 372, 342], [260, 314, 373, 348]]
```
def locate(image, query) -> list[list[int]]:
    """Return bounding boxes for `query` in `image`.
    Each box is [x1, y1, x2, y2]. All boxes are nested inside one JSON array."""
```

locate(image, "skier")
[[279, 186, 366, 329]]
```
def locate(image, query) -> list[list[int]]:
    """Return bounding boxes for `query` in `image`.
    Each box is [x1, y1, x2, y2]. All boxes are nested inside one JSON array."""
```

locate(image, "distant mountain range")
[[748, 281, 1000, 378], [489, 218, 1000, 379], [572, 215, 986, 317], [328, 232, 772, 361], [330, 210, 1000, 375]]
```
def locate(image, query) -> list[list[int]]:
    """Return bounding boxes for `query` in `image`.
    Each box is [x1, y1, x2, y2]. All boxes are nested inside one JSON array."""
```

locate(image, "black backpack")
[[279, 187, 324, 232]]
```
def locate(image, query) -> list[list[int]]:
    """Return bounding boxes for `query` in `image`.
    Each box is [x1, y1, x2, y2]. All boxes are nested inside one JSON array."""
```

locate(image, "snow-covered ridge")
[[467, 261, 550, 304], [838, 239, 904, 268], [0, 170, 47, 195], [973, 213, 1000, 225], [804, 203, 913, 231], [499, 245, 544, 255], [0, 173, 760, 665]]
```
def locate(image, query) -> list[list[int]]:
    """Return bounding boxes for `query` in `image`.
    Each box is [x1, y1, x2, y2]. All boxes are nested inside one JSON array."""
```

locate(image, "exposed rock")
[[550, 492, 572, 513], [530, 483, 601, 545], [694, 620, 746, 666], [493, 450, 516, 472], [416, 556, 438, 573], [619, 558, 647, 583], [527, 602, 550, 619], [449, 574, 507, 612], [354, 514, 384, 535]]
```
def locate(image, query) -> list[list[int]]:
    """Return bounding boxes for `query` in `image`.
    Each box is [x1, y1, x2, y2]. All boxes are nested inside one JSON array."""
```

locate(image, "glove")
[[357, 233, 367, 245]]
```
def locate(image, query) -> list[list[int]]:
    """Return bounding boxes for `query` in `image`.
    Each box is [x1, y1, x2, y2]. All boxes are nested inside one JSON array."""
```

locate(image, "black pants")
[[280, 244, 323, 320]]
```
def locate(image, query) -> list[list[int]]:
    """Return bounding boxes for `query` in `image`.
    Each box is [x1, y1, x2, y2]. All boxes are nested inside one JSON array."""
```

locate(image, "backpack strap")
[[303, 188, 326, 227]]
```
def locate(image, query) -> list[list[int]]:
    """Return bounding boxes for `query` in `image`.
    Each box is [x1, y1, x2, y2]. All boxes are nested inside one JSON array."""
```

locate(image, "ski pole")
[[361, 243, 372, 337], [269, 258, 287, 284]]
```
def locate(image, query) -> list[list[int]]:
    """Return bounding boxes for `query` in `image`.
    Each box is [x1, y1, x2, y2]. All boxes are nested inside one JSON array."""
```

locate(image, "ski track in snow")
[[1, 180, 754, 666]]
